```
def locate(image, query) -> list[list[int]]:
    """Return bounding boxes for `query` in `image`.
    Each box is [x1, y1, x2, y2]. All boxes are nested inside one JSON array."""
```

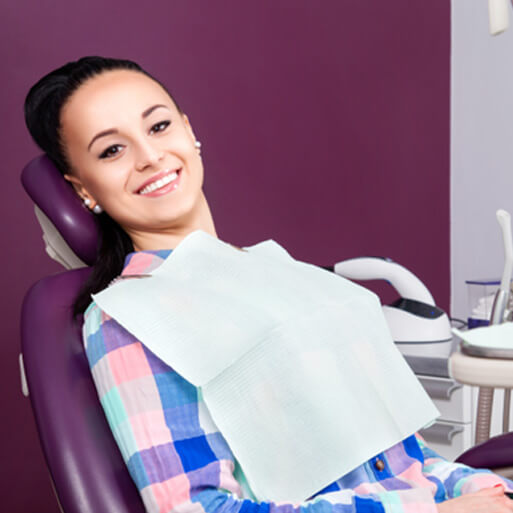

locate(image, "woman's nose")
[[134, 139, 164, 171]]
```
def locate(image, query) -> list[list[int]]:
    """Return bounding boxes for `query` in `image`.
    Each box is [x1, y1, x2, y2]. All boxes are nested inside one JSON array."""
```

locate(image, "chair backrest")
[[20, 155, 146, 513]]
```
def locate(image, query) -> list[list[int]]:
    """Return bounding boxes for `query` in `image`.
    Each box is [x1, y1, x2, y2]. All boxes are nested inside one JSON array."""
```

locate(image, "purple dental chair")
[[19, 155, 513, 513], [21, 155, 146, 513]]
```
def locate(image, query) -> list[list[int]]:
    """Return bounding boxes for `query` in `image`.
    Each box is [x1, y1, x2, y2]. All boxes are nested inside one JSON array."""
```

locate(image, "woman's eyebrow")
[[87, 105, 171, 152], [88, 128, 118, 151], [142, 104, 170, 118]]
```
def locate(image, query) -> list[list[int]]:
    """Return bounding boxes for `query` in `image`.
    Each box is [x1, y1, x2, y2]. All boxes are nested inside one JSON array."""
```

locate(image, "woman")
[[25, 56, 513, 513]]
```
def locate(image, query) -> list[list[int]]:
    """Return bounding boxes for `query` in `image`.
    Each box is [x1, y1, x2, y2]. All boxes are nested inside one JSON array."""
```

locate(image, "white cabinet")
[[404, 347, 513, 461], [403, 349, 477, 460], [421, 420, 473, 462], [412, 372, 476, 461], [417, 375, 474, 423]]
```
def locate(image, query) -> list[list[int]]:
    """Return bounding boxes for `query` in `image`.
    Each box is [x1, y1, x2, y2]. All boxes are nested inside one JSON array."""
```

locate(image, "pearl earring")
[[195, 140, 202, 149], [83, 197, 102, 214]]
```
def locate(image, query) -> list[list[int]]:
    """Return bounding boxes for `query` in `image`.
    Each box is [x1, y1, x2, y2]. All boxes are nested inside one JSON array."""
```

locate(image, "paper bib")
[[93, 230, 439, 502]]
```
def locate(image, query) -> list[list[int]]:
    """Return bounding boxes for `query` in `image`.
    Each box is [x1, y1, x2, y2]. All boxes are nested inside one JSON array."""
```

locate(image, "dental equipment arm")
[[334, 257, 452, 346], [333, 257, 435, 305]]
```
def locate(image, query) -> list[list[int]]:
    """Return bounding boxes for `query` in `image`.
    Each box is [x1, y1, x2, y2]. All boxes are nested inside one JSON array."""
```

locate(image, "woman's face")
[[60, 69, 204, 242]]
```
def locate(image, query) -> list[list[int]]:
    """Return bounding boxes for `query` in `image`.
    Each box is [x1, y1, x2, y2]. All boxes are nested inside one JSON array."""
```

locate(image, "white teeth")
[[139, 171, 178, 195]]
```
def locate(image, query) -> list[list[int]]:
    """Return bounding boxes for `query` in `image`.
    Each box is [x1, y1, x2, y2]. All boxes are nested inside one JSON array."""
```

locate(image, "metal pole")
[[476, 387, 494, 444], [503, 389, 511, 433]]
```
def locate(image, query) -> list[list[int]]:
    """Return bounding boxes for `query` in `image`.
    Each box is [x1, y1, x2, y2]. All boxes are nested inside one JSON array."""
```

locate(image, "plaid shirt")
[[83, 249, 512, 513]]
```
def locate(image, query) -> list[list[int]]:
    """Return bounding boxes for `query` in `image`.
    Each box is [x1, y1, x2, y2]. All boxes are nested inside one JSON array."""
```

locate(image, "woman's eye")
[[150, 120, 171, 134], [99, 144, 123, 159]]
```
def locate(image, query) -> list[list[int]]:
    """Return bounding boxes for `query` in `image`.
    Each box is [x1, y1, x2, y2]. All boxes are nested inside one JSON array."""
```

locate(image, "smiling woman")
[[23, 57, 513, 513]]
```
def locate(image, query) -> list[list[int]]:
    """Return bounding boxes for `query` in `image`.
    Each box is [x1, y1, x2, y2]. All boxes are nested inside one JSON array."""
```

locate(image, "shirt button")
[[374, 459, 385, 471]]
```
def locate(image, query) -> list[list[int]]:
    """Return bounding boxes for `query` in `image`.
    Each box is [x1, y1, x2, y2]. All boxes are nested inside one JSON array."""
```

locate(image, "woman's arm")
[[415, 433, 513, 498], [84, 304, 442, 513]]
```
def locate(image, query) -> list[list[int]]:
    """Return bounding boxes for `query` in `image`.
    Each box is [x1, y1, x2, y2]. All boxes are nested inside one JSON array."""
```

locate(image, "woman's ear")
[[63, 174, 96, 205], [182, 113, 197, 142]]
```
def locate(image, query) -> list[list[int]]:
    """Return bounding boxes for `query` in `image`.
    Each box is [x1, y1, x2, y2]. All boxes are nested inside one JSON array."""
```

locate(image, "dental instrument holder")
[[462, 289, 513, 359], [466, 278, 501, 329], [460, 210, 513, 444]]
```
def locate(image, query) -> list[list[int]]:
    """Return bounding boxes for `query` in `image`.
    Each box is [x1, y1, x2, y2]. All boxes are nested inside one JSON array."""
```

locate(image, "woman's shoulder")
[[83, 249, 172, 329], [83, 299, 111, 324], [82, 300, 130, 351], [82, 301, 108, 352], [83, 300, 101, 328]]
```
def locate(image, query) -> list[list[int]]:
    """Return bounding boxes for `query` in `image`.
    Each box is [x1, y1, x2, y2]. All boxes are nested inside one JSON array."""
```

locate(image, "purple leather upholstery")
[[21, 269, 146, 513], [21, 155, 99, 265], [456, 432, 513, 470]]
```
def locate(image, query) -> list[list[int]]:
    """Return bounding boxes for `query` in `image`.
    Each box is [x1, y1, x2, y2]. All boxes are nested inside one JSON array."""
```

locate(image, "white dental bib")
[[92, 230, 438, 503]]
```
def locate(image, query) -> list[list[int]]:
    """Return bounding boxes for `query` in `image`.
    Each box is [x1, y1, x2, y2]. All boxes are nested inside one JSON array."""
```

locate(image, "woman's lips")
[[137, 169, 182, 197]]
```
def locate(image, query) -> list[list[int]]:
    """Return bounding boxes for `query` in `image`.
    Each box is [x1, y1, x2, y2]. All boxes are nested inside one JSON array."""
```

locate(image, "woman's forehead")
[[61, 70, 176, 139]]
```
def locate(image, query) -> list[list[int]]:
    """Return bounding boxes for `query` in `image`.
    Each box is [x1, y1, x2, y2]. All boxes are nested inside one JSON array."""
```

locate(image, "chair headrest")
[[21, 155, 99, 266]]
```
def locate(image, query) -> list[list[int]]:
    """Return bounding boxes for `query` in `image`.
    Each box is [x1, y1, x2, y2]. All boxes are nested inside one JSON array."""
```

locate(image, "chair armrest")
[[456, 431, 513, 469]]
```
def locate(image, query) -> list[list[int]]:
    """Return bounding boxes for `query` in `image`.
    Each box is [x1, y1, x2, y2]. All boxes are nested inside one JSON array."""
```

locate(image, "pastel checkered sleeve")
[[83, 303, 441, 513], [415, 433, 513, 498]]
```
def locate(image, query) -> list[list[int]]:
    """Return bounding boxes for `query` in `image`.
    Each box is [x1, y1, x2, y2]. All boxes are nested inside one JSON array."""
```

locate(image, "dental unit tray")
[[456, 327, 513, 359], [460, 344, 513, 359]]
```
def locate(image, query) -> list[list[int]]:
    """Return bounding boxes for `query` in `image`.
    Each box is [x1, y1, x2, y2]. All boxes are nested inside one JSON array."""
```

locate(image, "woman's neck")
[[127, 192, 218, 251]]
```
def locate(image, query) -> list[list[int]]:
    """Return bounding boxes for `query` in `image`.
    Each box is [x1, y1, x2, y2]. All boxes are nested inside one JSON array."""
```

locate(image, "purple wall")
[[1, 2, 449, 511]]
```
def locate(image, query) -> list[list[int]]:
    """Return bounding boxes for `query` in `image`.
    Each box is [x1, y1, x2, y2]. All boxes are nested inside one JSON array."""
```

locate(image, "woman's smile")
[[137, 167, 182, 196]]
